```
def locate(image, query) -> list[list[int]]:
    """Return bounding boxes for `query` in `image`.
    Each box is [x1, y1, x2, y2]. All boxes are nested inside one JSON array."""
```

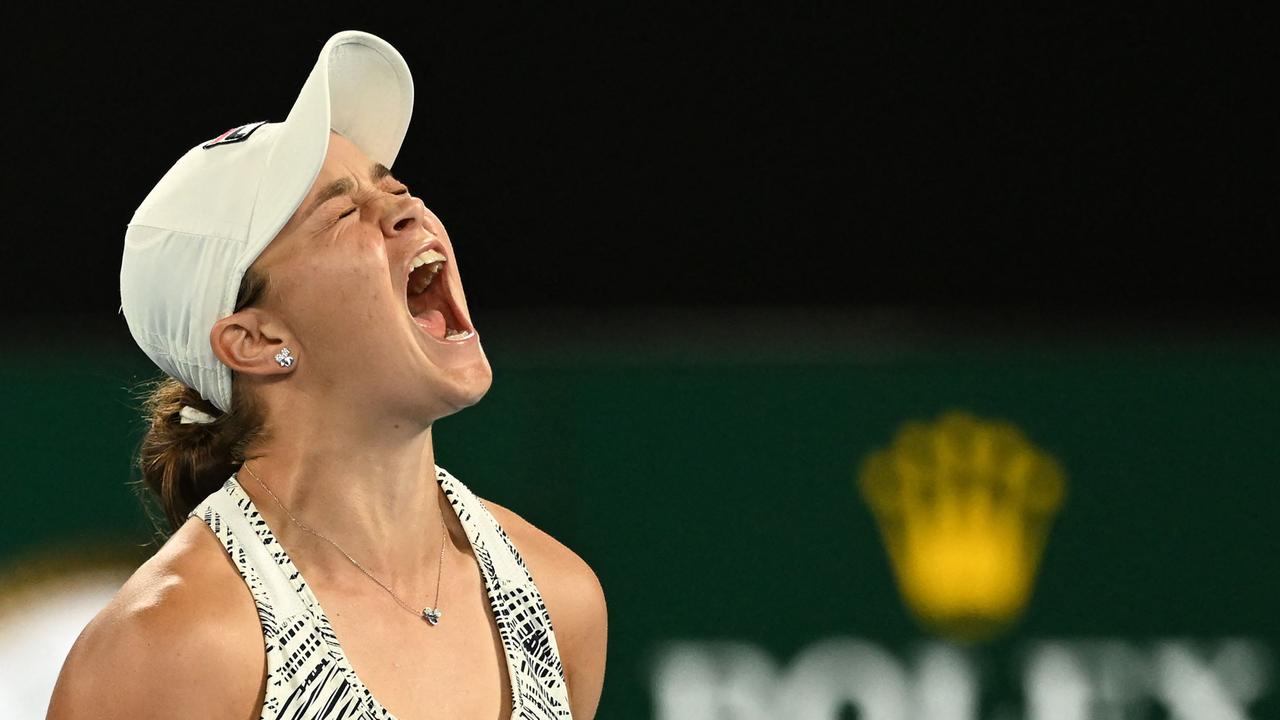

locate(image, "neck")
[[237, 396, 463, 598]]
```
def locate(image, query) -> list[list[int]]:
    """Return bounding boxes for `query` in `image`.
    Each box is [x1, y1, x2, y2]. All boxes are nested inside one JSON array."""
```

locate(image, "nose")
[[379, 192, 425, 237]]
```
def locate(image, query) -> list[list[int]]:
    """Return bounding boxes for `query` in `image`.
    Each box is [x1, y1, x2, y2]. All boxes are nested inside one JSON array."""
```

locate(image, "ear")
[[210, 308, 295, 376]]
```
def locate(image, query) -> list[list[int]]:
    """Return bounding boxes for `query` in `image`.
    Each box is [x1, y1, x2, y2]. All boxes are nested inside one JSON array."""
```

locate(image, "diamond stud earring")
[[274, 347, 296, 368]]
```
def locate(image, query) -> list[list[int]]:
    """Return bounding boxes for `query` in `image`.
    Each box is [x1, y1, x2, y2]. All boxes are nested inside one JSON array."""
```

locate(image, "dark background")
[[3, 6, 1279, 718], [6, 4, 1277, 332]]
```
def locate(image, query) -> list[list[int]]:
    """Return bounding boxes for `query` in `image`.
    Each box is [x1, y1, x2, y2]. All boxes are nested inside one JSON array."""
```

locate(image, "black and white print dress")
[[187, 465, 573, 719]]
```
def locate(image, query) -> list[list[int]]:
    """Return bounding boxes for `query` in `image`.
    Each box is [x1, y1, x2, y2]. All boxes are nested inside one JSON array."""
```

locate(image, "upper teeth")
[[411, 248, 447, 270], [408, 249, 448, 294]]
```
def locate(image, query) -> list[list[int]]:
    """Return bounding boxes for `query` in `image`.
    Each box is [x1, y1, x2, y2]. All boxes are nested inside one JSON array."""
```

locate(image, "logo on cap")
[[202, 120, 268, 149]]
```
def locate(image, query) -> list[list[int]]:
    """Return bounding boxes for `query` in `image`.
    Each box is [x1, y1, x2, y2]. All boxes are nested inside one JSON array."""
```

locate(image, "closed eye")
[[337, 188, 410, 220]]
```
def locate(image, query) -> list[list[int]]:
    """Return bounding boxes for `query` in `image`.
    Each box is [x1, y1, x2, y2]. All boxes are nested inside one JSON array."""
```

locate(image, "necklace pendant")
[[422, 607, 442, 625]]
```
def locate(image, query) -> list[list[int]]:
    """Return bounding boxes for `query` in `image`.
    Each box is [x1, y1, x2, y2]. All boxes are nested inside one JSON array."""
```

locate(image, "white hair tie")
[[178, 405, 217, 425]]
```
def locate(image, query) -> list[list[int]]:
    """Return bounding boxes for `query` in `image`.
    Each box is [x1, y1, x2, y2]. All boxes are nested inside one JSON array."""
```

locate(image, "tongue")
[[415, 310, 448, 340]]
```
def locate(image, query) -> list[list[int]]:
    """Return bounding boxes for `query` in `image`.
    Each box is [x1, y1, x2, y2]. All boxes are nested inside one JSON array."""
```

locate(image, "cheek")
[[287, 258, 395, 325]]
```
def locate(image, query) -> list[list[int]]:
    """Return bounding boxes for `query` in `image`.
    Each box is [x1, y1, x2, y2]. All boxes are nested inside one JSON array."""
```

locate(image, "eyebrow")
[[303, 162, 399, 220]]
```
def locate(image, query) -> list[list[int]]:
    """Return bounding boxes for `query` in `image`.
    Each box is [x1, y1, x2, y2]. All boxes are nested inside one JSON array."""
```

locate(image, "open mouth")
[[404, 248, 475, 343]]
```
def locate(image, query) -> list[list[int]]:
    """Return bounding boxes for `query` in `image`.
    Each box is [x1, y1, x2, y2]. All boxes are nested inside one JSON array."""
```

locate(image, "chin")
[[456, 361, 494, 408], [432, 357, 494, 417]]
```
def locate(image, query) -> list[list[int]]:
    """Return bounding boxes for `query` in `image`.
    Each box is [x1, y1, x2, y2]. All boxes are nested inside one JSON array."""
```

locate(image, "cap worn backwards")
[[119, 30, 415, 414]]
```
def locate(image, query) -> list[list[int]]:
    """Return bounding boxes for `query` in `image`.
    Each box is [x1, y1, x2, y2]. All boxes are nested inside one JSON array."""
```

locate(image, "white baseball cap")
[[119, 30, 414, 414]]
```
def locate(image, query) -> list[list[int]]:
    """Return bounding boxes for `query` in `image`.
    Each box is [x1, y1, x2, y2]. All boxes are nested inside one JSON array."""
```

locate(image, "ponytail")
[[130, 265, 272, 538]]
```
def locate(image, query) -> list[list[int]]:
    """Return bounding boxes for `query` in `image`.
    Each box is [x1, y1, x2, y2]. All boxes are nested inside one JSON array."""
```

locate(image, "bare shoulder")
[[47, 518, 265, 720], [479, 497, 602, 597], [480, 496, 608, 720]]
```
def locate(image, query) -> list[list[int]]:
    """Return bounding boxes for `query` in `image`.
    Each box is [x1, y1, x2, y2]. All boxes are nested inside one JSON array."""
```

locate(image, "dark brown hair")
[[130, 265, 274, 538]]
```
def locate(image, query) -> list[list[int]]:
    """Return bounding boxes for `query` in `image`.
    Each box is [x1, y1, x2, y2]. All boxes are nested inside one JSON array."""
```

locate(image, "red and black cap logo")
[[202, 120, 268, 149]]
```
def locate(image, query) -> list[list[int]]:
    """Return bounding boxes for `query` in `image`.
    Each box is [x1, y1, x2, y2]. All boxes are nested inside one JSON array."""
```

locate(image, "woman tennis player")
[[48, 31, 606, 719]]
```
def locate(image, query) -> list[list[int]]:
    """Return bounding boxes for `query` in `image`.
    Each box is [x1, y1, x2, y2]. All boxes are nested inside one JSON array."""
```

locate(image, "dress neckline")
[[225, 466, 523, 719]]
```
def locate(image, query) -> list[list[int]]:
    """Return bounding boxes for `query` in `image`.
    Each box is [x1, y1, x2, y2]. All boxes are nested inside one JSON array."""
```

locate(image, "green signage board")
[[2, 332, 1277, 719]]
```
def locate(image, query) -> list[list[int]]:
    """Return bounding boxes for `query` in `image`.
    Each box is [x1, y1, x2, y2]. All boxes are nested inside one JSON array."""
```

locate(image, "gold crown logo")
[[857, 411, 1066, 642]]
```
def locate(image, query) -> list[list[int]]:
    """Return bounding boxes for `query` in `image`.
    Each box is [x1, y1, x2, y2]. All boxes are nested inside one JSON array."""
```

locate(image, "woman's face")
[[247, 130, 492, 422]]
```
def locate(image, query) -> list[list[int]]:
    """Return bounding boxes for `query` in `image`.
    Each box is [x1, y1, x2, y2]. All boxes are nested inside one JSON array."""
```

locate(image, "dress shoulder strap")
[[439, 468, 537, 590], [188, 477, 309, 624]]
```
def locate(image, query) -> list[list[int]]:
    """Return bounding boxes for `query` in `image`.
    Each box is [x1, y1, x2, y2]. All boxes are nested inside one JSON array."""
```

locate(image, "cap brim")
[[253, 30, 414, 247], [212, 30, 414, 410]]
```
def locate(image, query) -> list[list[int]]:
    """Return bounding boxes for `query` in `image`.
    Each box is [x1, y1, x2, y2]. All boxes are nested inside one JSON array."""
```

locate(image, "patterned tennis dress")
[[187, 464, 573, 719]]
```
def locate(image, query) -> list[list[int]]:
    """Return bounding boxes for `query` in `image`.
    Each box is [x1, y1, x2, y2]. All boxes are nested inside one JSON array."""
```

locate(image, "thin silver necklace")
[[240, 461, 447, 626]]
